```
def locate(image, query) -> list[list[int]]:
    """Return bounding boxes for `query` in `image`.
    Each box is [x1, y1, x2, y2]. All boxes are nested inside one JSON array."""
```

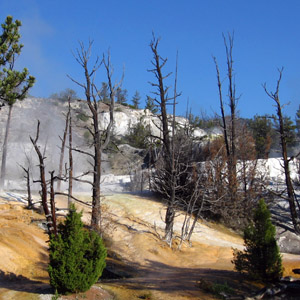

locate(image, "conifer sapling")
[[48, 204, 106, 294], [232, 199, 283, 283]]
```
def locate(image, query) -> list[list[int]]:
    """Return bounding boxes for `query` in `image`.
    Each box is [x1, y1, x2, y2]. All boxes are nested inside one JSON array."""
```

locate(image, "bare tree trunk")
[[264, 68, 300, 234], [49, 170, 57, 236], [166, 51, 179, 246], [91, 109, 102, 230], [20, 166, 33, 209], [57, 104, 70, 192], [213, 57, 230, 158], [187, 206, 203, 242], [213, 33, 238, 205], [0, 104, 13, 189], [30, 121, 53, 235], [224, 34, 238, 204], [164, 204, 175, 245], [149, 36, 175, 245], [68, 97, 73, 207]]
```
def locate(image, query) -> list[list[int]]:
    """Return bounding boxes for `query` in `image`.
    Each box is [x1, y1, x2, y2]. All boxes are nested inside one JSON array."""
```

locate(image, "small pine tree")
[[132, 90, 141, 109], [116, 87, 128, 104], [232, 199, 283, 283], [248, 115, 273, 158], [145, 96, 158, 114], [99, 82, 110, 103], [123, 120, 151, 149], [48, 204, 106, 294]]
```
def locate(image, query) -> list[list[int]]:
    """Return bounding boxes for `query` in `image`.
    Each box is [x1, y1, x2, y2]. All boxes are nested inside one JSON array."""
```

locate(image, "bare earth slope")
[[0, 200, 50, 299], [0, 193, 299, 300]]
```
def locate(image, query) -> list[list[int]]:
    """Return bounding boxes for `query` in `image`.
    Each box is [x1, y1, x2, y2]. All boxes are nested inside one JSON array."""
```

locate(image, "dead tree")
[[30, 121, 53, 235], [56, 96, 73, 206], [213, 33, 238, 206], [149, 37, 235, 245], [69, 41, 117, 231], [68, 96, 73, 206], [148, 35, 178, 245], [57, 99, 70, 192], [210, 33, 265, 228], [263, 68, 300, 234], [19, 165, 33, 209], [49, 170, 57, 236], [149, 37, 206, 247]]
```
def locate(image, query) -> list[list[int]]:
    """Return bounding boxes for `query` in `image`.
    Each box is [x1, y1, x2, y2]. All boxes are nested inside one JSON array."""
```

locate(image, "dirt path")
[[0, 192, 299, 300]]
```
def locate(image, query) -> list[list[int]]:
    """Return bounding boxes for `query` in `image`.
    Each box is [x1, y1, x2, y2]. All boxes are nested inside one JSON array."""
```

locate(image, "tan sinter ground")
[[0, 192, 299, 300]]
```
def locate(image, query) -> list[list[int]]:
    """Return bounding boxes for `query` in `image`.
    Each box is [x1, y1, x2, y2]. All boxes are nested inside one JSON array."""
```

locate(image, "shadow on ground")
[[0, 270, 52, 295], [101, 255, 260, 299]]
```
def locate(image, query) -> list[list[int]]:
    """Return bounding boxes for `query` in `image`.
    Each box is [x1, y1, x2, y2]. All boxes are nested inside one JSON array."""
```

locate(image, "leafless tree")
[[19, 165, 33, 209], [148, 36, 212, 247], [30, 121, 54, 235], [148, 35, 180, 245], [49, 170, 57, 236], [68, 97, 73, 206], [57, 98, 70, 192], [56, 95, 73, 206], [68, 40, 118, 231], [263, 68, 300, 234], [210, 33, 267, 229], [213, 33, 238, 206]]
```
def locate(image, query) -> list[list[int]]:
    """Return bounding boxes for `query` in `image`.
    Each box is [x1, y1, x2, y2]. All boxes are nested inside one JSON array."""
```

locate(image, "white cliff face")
[[99, 110, 140, 136], [98, 107, 155, 136], [0, 97, 218, 189], [98, 105, 209, 139], [1, 97, 210, 141]]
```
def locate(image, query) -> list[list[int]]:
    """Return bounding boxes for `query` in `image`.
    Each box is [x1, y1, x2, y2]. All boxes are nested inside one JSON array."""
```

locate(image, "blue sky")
[[1, 0, 300, 119]]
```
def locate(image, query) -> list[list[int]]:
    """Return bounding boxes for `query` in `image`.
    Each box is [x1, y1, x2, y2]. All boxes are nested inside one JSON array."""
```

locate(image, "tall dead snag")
[[68, 96, 73, 207], [213, 33, 238, 205], [148, 35, 181, 246], [30, 121, 53, 234], [69, 41, 116, 231], [263, 68, 300, 234], [211, 34, 264, 228]]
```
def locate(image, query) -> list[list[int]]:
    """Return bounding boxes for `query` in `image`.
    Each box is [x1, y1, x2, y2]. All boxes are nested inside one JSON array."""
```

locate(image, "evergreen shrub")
[[122, 121, 151, 149], [232, 199, 283, 283], [48, 204, 106, 294]]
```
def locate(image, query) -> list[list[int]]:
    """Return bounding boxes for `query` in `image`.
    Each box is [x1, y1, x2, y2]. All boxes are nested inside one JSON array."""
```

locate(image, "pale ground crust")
[[0, 192, 299, 300]]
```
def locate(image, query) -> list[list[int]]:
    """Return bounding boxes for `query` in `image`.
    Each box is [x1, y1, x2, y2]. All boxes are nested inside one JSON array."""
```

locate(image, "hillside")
[[1, 192, 300, 300], [0, 97, 207, 191], [0, 97, 300, 299]]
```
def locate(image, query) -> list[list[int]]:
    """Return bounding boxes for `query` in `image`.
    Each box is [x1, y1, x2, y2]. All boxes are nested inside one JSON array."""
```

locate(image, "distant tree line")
[[187, 110, 299, 159]]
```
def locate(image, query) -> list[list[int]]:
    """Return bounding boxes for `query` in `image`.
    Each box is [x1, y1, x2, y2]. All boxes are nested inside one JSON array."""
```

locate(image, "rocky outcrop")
[[245, 277, 300, 300], [0, 97, 210, 143], [0, 97, 211, 190], [99, 104, 207, 138]]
